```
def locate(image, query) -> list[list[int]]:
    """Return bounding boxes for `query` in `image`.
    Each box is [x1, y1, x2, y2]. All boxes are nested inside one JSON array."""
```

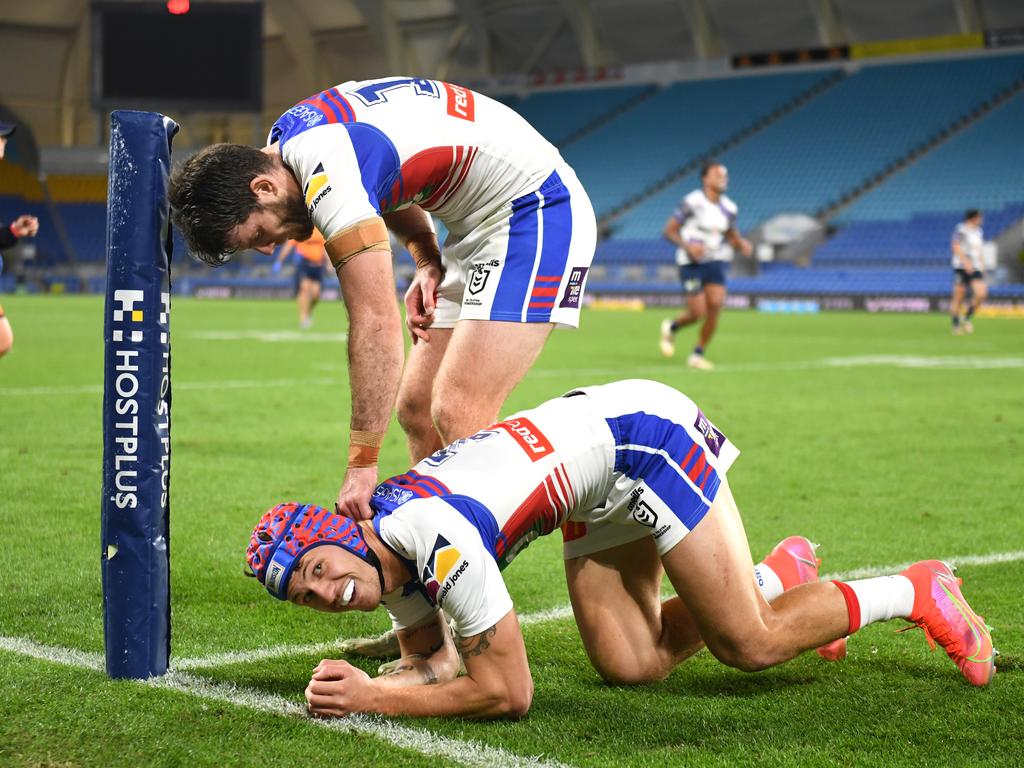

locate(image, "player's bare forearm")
[[383, 206, 442, 267], [338, 250, 404, 432], [662, 218, 685, 248], [315, 614, 533, 719], [377, 612, 461, 688]]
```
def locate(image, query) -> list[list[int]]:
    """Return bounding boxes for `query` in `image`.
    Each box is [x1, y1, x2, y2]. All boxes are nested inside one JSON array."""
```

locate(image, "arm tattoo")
[[420, 664, 438, 685], [458, 624, 497, 658]]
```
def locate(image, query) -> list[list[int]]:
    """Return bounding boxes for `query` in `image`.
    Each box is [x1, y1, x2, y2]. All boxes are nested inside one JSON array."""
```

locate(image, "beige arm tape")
[[326, 218, 391, 271], [348, 430, 386, 468], [405, 231, 442, 269]]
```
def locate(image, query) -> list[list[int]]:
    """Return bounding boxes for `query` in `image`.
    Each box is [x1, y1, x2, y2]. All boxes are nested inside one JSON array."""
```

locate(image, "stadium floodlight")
[[101, 111, 178, 679]]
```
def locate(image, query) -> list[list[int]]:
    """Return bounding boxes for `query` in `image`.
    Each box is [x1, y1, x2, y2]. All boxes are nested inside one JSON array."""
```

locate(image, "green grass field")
[[1, 294, 1022, 767]]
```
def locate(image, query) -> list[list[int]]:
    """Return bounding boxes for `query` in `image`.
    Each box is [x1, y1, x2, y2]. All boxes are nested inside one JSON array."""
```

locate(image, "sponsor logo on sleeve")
[[421, 535, 469, 604], [494, 417, 554, 462], [558, 266, 589, 309], [443, 82, 475, 121], [694, 409, 726, 457], [303, 163, 332, 213]]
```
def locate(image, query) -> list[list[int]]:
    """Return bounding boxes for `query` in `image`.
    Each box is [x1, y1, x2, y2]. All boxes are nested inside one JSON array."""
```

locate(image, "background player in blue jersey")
[[660, 163, 752, 370], [169, 78, 596, 531], [245, 380, 994, 719]]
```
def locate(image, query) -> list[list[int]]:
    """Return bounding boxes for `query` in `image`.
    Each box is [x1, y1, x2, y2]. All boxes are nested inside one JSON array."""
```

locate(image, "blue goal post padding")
[[101, 111, 178, 679]]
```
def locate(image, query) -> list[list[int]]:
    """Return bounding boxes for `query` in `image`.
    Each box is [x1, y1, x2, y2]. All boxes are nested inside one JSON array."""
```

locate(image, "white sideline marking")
[[174, 549, 1024, 670], [0, 636, 573, 768], [529, 354, 1024, 378], [3, 354, 1021, 397]]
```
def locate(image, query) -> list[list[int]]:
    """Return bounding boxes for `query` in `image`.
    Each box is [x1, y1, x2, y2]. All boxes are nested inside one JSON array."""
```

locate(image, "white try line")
[[174, 548, 1024, 671], [0, 635, 573, 768]]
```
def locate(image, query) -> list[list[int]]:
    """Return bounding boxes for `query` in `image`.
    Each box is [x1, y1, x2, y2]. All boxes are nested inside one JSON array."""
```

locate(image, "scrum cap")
[[246, 502, 382, 600]]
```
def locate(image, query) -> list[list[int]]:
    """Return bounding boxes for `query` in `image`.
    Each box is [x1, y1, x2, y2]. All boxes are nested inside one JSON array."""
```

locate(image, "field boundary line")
[[176, 548, 1024, 670], [0, 635, 574, 768]]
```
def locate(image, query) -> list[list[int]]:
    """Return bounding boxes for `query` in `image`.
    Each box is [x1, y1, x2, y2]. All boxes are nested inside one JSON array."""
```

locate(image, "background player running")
[[659, 163, 752, 370], [246, 379, 995, 719], [274, 228, 328, 329]]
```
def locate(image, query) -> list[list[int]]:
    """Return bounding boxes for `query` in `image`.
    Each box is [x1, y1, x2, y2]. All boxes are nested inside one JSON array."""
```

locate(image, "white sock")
[[754, 563, 785, 601], [845, 575, 915, 630]]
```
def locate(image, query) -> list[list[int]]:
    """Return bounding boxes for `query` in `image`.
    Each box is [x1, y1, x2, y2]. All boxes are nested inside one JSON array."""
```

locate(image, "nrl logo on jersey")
[[304, 163, 332, 213], [468, 259, 500, 295]]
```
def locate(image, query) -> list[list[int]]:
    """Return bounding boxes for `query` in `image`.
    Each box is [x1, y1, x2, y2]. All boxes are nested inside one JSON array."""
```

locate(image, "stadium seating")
[[611, 53, 1024, 239], [499, 84, 654, 146], [559, 69, 834, 219], [4, 54, 1023, 301], [840, 91, 1024, 221]]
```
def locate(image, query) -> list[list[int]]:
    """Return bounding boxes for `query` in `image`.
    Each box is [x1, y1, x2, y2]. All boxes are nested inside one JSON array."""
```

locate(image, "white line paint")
[[175, 548, 1024, 670], [0, 636, 573, 768], [528, 354, 1024, 378], [4, 354, 1021, 397], [3, 548, 1021, 765]]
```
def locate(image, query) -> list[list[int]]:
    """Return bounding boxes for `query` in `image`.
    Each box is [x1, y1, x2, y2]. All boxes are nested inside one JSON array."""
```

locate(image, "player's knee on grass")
[[592, 653, 671, 686], [702, 631, 776, 673]]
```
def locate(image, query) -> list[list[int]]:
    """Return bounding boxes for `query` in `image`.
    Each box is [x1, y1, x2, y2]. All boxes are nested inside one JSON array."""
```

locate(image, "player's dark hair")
[[701, 161, 721, 178], [168, 144, 275, 266], [964, 208, 981, 221]]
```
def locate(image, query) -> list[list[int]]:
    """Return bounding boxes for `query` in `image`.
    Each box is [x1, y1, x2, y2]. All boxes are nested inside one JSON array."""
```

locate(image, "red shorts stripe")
[[529, 301, 555, 308]]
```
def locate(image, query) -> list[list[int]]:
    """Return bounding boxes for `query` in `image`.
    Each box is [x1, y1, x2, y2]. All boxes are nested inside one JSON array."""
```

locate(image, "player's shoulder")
[[720, 194, 739, 214], [683, 189, 705, 206]]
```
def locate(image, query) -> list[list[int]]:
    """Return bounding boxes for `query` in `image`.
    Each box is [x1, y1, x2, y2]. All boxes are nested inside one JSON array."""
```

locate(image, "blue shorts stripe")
[[489, 189, 540, 319], [526, 171, 572, 322], [607, 411, 720, 527], [616, 448, 716, 530]]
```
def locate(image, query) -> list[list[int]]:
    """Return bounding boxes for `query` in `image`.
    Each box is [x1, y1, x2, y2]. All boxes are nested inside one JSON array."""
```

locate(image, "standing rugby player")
[[659, 163, 751, 369], [169, 77, 596, 520], [950, 209, 987, 335]]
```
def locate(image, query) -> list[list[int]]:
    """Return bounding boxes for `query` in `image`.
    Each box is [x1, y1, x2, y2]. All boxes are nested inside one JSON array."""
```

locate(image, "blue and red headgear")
[[246, 502, 383, 600]]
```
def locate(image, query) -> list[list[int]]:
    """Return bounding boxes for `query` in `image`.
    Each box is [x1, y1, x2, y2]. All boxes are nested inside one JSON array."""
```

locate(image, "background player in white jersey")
[[245, 379, 995, 719], [659, 163, 752, 370], [950, 209, 987, 335], [168, 77, 596, 524]]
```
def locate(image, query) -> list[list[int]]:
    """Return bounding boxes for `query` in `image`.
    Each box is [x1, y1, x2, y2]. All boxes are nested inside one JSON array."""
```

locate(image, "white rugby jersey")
[[267, 78, 564, 242], [951, 222, 984, 271], [671, 189, 739, 265], [370, 380, 739, 637]]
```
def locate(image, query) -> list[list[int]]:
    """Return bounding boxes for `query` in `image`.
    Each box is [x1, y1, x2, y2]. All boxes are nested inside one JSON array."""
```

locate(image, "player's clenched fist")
[[306, 659, 376, 717]]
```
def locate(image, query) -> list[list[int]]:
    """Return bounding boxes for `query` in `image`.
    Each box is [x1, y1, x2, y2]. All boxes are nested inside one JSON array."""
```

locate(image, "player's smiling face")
[[286, 545, 381, 613]]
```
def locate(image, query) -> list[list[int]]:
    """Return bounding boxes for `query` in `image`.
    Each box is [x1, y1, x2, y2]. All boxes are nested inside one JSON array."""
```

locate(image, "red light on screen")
[[167, 0, 190, 14]]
